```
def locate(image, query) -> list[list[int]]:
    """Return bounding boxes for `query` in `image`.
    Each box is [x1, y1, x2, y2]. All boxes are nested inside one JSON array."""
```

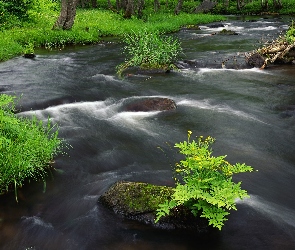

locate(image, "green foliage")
[[0, 94, 64, 201], [117, 29, 182, 75], [286, 21, 295, 44], [0, 7, 225, 62], [156, 131, 253, 230], [23, 41, 35, 54]]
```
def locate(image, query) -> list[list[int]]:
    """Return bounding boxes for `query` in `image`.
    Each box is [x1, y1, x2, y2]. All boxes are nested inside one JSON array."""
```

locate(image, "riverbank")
[[0, 10, 225, 62]]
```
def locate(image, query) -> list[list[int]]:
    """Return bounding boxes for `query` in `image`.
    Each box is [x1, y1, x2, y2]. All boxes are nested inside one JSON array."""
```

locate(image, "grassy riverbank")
[[0, 9, 225, 62], [0, 94, 63, 200]]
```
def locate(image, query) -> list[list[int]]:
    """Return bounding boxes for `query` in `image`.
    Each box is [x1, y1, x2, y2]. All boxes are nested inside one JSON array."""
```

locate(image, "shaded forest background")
[[1, 0, 295, 31]]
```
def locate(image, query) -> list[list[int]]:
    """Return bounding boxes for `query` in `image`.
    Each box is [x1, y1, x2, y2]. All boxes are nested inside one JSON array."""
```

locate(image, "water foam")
[[239, 195, 295, 230], [177, 98, 267, 124]]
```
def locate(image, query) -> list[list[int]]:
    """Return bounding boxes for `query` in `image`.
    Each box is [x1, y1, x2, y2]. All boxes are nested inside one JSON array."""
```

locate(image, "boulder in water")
[[245, 52, 265, 68], [99, 181, 211, 232], [125, 97, 176, 112]]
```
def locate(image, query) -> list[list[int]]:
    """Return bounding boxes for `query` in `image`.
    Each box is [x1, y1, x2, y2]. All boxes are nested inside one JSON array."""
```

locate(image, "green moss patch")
[[99, 181, 173, 216]]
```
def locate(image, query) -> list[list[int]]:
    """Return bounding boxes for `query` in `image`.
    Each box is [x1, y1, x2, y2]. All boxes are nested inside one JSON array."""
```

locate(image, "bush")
[[286, 21, 295, 44], [0, 94, 64, 201], [117, 29, 182, 75], [156, 131, 253, 230]]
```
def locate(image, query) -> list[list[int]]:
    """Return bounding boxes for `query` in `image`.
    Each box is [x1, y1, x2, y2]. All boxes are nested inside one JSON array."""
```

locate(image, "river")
[[0, 15, 295, 250]]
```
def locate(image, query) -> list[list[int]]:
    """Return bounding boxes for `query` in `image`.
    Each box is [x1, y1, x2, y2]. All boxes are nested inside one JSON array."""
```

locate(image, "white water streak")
[[239, 195, 295, 229], [177, 98, 267, 124]]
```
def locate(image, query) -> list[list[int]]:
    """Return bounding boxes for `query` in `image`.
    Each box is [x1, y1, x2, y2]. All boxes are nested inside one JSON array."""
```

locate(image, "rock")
[[23, 53, 36, 59], [218, 29, 238, 35], [245, 52, 265, 68], [207, 23, 225, 28], [125, 97, 176, 112], [99, 181, 210, 232]]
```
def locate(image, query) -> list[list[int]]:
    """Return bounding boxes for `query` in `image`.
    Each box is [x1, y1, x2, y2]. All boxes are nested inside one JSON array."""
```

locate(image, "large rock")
[[125, 98, 176, 112], [245, 52, 265, 68], [99, 181, 211, 232]]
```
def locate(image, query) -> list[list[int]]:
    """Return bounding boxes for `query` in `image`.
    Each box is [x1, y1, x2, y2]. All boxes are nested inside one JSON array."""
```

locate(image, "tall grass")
[[0, 94, 64, 201], [117, 30, 182, 75]]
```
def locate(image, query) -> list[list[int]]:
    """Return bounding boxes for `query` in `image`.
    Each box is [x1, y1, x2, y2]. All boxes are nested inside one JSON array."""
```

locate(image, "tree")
[[261, 0, 268, 10], [52, 0, 78, 30], [273, 0, 282, 9], [174, 0, 184, 15], [77, 0, 97, 8]]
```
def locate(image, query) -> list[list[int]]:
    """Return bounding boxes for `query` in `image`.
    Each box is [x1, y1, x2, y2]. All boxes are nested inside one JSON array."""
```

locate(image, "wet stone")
[[125, 97, 177, 112], [99, 181, 211, 232]]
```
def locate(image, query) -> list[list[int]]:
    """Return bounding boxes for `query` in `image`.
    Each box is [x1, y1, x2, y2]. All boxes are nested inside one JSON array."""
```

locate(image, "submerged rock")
[[125, 97, 176, 112], [99, 181, 211, 232], [218, 29, 238, 35], [23, 53, 36, 59]]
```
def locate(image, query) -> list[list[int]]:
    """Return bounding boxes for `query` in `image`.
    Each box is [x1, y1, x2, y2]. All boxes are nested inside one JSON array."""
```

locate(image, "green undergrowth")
[[0, 94, 64, 201], [156, 131, 254, 230], [0, 9, 225, 62]]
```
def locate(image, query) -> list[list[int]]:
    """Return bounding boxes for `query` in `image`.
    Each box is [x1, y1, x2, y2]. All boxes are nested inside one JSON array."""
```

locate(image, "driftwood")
[[245, 36, 295, 68]]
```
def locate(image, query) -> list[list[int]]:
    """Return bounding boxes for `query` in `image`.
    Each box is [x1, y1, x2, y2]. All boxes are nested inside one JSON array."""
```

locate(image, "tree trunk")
[[237, 0, 245, 11], [91, 0, 97, 8], [224, 0, 229, 8], [273, 0, 282, 9], [174, 0, 184, 15], [261, 0, 268, 11], [137, 0, 145, 18], [53, 0, 78, 30], [124, 0, 134, 18], [154, 0, 160, 12]]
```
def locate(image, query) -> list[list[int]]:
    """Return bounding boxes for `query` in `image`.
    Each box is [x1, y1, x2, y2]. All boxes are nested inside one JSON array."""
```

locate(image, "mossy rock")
[[99, 181, 173, 215], [99, 181, 210, 232]]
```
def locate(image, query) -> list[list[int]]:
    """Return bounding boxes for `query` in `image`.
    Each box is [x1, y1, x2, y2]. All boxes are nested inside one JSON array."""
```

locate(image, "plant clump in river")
[[117, 30, 182, 76], [156, 131, 254, 230], [0, 94, 64, 201]]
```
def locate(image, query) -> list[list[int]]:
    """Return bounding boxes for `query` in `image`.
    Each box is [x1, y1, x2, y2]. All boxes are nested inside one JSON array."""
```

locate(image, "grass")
[[0, 94, 64, 201], [0, 9, 225, 62]]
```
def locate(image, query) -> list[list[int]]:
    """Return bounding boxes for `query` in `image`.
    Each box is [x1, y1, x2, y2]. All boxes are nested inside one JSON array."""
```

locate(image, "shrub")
[[117, 29, 182, 76], [0, 94, 64, 201], [286, 21, 295, 44], [156, 131, 253, 230]]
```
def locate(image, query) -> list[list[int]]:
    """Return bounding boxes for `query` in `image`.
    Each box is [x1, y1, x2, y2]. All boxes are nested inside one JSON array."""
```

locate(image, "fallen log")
[[260, 41, 295, 69], [245, 24, 295, 69]]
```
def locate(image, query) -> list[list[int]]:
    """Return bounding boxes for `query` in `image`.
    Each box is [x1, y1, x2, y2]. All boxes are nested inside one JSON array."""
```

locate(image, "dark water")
[[1, 16, 295, 249]]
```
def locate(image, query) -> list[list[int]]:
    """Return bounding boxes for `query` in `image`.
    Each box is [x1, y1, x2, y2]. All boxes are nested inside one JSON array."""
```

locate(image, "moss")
[[99, 181, 173, 215]]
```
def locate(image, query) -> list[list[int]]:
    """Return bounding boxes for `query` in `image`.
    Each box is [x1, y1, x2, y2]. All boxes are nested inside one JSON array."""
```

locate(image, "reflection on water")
[[0, 16, 295, 249]]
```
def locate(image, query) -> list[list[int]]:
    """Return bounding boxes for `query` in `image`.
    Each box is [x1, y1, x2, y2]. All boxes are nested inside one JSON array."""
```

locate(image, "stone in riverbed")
[[125, 98, 176, 112], [98, 181, 211, 232], [245, 52, 265, 68]]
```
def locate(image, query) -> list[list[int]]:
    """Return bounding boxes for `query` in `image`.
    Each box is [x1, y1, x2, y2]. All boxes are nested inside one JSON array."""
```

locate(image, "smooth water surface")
[[0, 16, 295, 249]]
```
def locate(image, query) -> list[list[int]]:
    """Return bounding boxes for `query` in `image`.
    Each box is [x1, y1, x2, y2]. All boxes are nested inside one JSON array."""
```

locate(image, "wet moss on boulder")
[[99, 181, 210, 232]]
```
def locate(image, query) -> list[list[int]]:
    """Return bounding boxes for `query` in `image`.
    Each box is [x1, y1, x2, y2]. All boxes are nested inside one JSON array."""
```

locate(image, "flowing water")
[[1, 15, 295, 250]]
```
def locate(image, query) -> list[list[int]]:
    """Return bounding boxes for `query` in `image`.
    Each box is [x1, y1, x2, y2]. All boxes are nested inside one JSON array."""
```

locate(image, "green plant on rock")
[[117, 29, 182, 76], [156, 131, 253, 230], [23, 42, 35, 54], [286, 20, 295, 44]]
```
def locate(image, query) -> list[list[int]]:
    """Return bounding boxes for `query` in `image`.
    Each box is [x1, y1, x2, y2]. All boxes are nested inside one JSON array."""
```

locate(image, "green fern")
[[156, 131, 254, 230]]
